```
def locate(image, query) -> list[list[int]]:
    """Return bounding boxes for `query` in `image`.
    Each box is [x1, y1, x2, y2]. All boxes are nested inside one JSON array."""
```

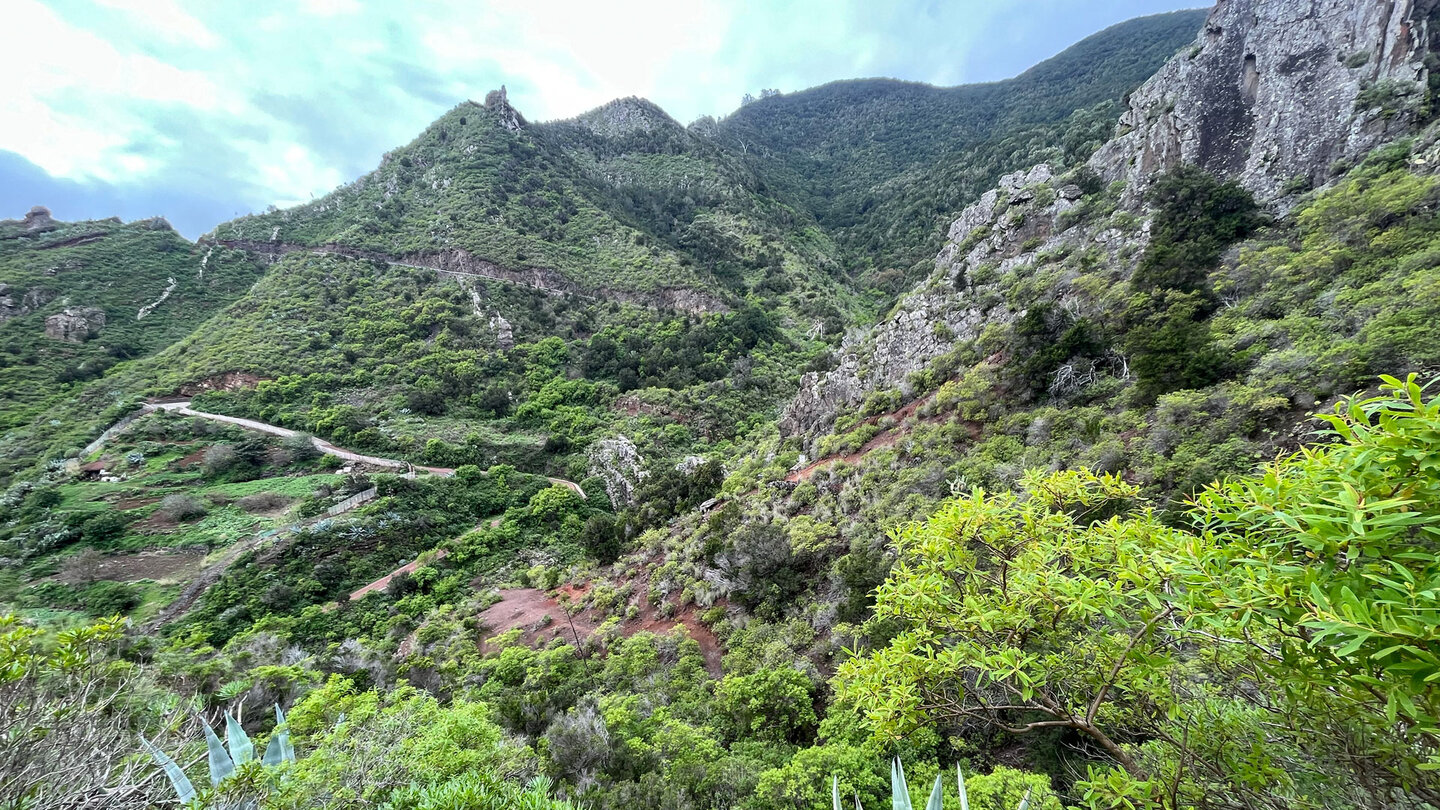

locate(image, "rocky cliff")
[[781, 0, 1438, 442], [1092, 0, 1438, 203]]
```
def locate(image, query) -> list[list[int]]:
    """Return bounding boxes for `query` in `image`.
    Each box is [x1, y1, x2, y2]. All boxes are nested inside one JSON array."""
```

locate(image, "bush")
[[202, 444, 237, 476], [236, 492, 292, 513], [158, 494, 208, 521], [282, 432, 322, 461], [80, 580, 141, 615]]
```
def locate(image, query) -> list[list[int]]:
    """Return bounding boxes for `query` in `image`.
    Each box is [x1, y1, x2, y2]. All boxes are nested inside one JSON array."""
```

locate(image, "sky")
[[0, 0, 1201, 239]]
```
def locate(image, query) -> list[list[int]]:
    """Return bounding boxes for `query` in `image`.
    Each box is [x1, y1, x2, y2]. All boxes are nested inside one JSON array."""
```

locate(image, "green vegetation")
[[0, 215, 262, 470], [715, 10, 1207, 283], [7, 10, 1440, 809], [840, 377, 1440, 806]]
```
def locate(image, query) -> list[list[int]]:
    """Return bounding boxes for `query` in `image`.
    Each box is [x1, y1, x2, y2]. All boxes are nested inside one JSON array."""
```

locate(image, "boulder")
[[44, 307, 105, 342]]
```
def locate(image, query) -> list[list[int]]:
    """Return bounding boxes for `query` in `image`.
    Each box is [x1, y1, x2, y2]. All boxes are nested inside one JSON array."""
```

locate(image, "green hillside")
[[0, 212, 263, 432], [716, 10, 1208, 279]]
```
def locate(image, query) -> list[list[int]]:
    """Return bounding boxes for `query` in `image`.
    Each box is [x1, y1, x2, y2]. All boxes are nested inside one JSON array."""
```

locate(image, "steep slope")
[[0, 209, 263, 433], [215, 91, 735, 313], [784, 0, 1440, 441], [608, 0, 1440, 739], [714, 10, 1209, 278], [537, 97, 854, 331]]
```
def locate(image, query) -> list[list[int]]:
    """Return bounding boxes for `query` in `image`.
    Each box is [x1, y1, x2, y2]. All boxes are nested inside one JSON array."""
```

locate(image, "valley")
[[4, 2, 1440, 809]]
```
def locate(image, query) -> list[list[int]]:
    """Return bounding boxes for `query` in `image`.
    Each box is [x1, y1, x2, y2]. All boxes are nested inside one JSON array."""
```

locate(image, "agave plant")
[[140, 704, 295, 804], [834, 758, 1033, 810]]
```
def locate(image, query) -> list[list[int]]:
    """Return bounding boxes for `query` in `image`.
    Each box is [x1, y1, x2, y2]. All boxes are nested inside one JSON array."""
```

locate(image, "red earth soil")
[[477, 586, 724, 676]]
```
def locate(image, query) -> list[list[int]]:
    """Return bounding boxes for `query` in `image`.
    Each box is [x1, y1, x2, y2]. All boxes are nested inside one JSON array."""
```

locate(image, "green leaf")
[[925, 774, 944, 810], [956, 763, 969, 810], [139, 735, 196, 804], [892, 757, 912, 810], [834, 775, 842, 810], [202, 717, 235, 786], [262, 704, 295, 766], [225, 710, 253, 766], [1017, 786, 1033, 810]]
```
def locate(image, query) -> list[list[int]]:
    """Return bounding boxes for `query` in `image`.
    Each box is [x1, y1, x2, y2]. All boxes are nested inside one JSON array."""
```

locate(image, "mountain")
[[714, 10, 1210, 281], [0, 209, 263, 466], [0, 13, 1206, 487], [7, 3, 1440, 809]]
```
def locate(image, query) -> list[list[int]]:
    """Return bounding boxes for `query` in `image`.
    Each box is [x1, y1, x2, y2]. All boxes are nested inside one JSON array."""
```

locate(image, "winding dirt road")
[[143, 402, 585, 497]]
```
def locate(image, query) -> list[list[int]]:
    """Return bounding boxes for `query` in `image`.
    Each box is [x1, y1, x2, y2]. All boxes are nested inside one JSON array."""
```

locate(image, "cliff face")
[[1093, 0, 1437, 202], [781, 0, 1438, 443]]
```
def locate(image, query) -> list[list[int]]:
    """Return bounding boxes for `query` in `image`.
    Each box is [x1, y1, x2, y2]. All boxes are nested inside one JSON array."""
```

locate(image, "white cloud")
[[0, 0, 1198, 235], [91, 0, 221, 48]]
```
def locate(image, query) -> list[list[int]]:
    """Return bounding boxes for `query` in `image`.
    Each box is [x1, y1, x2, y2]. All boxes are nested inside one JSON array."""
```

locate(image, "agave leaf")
[[834, 775, 842, 810], [1017, 787, 1033, 810], [202, 717, 235, 786], [263, 704, 296, 766], [225, 710, 254, 766], [855, 794, 864, 810], [139, 735, 196, 804], [891, 757, 912, 810], [925, 774, 943, 810], [957, 764, 969, 810]]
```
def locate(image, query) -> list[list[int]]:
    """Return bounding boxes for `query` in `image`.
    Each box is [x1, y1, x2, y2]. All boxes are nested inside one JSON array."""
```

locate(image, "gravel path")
[[145, 402, 584, 496]]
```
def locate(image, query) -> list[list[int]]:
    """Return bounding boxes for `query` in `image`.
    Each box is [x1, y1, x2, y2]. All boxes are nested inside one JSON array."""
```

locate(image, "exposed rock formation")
[[490, 313, 515, 350], [136, 277, 178, 320], [44, 307, 105, 342], [675, 455, 708, 474], [483, 86, 526, 132], [23, 206, 55, 231], [215, 239, 729, 315], [0, 284, 53, 323], [1092, 0, 1438, 204], [781, 165, 1090, 438], [587, 436, 647, 508], [780, 0, 1438, 445]]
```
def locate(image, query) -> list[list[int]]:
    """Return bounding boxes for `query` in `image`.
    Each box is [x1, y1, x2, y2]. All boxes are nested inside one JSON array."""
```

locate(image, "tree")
[[0, 615, 182, 809], [715, 666, 818, 744], [1182, 374, 1440, 783], [837, 469, 1182, 780]]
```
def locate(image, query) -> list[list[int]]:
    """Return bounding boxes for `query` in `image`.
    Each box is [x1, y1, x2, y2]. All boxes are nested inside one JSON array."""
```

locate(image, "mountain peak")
[[483, 85, 526, 131], [569, 96, 681, 139]]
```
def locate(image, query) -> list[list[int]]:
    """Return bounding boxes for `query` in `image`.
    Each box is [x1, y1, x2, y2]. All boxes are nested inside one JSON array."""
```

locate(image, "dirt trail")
[[348, 549, 451, 601], [144, 402, 585, 496], [783, 392, 954, 483]]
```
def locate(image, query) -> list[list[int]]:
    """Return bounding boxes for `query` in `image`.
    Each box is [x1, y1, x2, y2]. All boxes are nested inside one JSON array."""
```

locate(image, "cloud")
[[0, 0, 1199, 237]]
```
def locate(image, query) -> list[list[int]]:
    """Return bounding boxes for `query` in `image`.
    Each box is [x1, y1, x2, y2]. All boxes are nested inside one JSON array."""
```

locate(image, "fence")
[[325, 487, 378, 517]]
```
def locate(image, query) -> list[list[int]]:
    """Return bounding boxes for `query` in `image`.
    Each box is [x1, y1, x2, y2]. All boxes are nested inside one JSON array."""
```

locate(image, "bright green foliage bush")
[[272, 675, 549, 808], [1184, 374, 1440, 772], [715, 666, 818, 744], [840, 378, 1440, 808]]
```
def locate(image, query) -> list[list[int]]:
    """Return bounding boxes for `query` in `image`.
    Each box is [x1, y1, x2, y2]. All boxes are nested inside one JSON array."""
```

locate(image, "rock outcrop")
[[1092, 0, 1438, 204], [781, 0, 1437, 444], [0, 284, 53, 323], [489, 313, 515, 350], [216, 239, 729, 315], [587, 436, 647, 508], [483, 86, 526, 133], [780, 164, 1125, 439], [23, 206, 55, 231], [44, 307, 105, 342]]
